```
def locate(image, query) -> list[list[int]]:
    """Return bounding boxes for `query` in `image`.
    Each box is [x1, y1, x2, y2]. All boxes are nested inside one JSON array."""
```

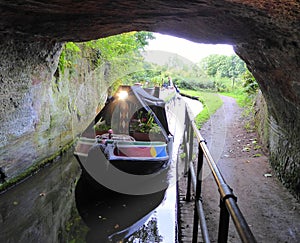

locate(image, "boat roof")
[[130, 85, 165, 107], [94, 85, 171, 138]]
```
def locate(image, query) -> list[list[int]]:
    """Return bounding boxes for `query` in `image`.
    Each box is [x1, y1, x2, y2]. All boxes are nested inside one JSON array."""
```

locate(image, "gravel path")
[[178, 95, 300, 243]]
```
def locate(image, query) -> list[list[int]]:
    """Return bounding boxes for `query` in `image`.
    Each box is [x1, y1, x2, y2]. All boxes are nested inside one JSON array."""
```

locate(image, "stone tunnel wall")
[[255, 92, 300, 199], [0, 39, 109, 181], [0, 36, 299, 199], [236, 40, 300, 199], [0, 0, 299, 199]]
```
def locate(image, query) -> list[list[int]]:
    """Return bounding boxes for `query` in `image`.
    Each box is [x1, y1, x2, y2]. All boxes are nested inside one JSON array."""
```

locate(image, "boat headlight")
[[118, 90, 128, 100]]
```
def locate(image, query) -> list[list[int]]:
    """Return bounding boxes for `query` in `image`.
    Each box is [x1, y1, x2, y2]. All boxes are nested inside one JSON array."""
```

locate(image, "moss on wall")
[[254, 91, 300, 200], [253, 91, 270, 154], [0, 39, 110, 185]]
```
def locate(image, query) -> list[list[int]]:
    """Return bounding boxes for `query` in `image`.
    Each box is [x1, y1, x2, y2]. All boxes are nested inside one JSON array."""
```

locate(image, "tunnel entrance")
[[0, 0, 299, 220], [0, 1, 300, 240]]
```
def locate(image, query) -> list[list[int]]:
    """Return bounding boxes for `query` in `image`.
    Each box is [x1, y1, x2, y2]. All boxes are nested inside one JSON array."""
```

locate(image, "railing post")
[[185, 119, 193, 201], [218, 184, 236, 243], [182, 113, 257, 243], [188, 123, 194, 167], [186, 165, 192, 202], [192, 142, 204, 243], [183, 111, 190, 175], [185, 109, 192, 201], [218, 198, 230, 243]]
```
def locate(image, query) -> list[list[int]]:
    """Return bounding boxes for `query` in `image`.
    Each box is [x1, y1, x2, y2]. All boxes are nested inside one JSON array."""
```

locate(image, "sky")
[[145, 33, 235, 63]]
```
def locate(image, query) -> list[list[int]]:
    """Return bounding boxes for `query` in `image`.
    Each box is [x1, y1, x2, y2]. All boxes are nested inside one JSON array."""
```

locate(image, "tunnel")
[[0, 0, 299, 198]]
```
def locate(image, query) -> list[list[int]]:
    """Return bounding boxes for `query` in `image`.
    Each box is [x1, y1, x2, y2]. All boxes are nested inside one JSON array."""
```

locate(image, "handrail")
[[183, 103, 257, 243]]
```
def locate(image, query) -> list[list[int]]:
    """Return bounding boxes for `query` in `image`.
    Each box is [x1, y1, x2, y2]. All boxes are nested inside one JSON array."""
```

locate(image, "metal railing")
[[182, 104, 257, 243]]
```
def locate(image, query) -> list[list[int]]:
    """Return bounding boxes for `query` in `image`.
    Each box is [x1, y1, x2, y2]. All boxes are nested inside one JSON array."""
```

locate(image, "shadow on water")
[[0, 142, 176, 243], [75, 174, 166, 242], [0, 147, 169, 243], [0, 149, 81, 243]]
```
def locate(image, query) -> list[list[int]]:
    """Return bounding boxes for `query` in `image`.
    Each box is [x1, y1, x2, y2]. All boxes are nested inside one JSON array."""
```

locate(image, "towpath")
[[178, 95, 300, 242]]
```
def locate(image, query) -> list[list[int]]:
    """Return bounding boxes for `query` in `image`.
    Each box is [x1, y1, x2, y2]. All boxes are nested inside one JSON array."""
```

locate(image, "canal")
[[0, 91, 199, 243], [0, 147, 177, 242]]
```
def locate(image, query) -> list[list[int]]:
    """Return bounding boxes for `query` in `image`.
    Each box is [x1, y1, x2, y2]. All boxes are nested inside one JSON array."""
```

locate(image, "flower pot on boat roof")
[[130, 111, 164, 141], [94, 118, 111, 136]]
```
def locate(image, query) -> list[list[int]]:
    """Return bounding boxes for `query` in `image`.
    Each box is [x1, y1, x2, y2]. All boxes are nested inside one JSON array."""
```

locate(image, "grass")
[[180, 89, 223, 128], [220, 90, 252, 107]]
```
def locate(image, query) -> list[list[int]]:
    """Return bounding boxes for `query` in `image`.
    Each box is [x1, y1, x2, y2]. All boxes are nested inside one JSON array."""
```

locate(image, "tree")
[[201, 54, 246, 79], [83, 31, 154, 60], [57, 32, 155, 92], [59, 31, 154, 72], [199, 54, 247, 91], [242, 69, 259, 95]]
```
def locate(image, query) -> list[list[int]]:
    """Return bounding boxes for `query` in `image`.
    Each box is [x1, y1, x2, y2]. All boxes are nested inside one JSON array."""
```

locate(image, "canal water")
[[0, 93, 198, 243], [0, 149, 80, 243]]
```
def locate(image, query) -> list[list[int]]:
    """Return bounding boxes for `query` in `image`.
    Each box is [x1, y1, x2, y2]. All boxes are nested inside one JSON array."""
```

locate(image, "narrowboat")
[[74, 85, 173, 194]]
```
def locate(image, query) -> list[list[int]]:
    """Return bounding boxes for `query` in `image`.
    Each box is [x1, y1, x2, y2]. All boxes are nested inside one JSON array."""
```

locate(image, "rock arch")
[[0, 0, 299, 198]]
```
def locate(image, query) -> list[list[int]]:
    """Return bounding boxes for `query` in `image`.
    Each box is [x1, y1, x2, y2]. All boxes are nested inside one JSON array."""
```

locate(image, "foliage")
[[160, 58, 213, 91], [83, 31, 154, 62], [199, 54, 247, 91], [220, 68, 258, 108], [177, 77, 215, 90], [242, 69, 259, 95], [122, 66, 162, 86], [58, 31, 154, 79], [140, 52, 249, 94], [180, 152, 186, 159], [220, 90, 250, 107], [201, 54, 246, 79], [58, 42, 81, 74], [180, 89, 223, 128], [58, 33, 255, 98], [131, 110, 161, 133], [93, 117, 111, 131]]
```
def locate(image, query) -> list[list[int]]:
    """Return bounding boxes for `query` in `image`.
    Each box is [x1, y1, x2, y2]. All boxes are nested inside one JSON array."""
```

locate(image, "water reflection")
[[126, 217, 162, 242], [0, 149, 175, 243], [75, 175, 166, 242], [0, 150, 81, 243]]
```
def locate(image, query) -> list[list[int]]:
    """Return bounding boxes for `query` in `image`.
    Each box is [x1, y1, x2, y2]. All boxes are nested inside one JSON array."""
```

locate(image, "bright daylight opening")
[[145, 32, 235, 63]]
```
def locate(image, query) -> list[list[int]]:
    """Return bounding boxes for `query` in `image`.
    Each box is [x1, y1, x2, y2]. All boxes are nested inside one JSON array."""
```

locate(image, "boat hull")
[[77, 158, 170, 196], [109, 158, 169, 175]]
